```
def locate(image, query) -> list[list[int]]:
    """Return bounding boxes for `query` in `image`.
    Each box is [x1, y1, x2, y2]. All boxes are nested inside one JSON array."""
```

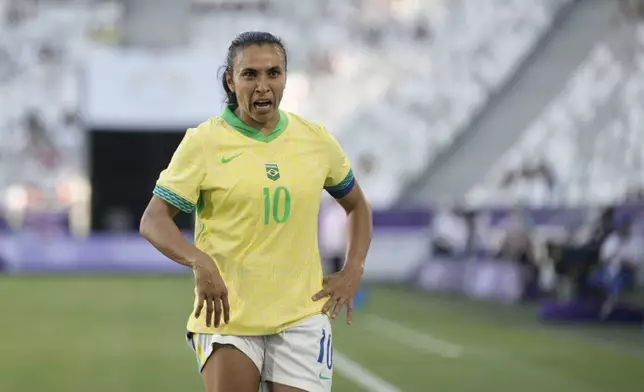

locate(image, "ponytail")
[[221, 68, 238, 108]]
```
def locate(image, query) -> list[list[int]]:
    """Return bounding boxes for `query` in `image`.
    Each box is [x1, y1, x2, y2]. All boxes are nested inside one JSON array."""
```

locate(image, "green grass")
[[1, 277, 642, 392]]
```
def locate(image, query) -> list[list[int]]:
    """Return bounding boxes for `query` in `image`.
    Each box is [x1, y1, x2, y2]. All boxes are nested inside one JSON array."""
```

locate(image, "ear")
[[225, 71, 234, 93]]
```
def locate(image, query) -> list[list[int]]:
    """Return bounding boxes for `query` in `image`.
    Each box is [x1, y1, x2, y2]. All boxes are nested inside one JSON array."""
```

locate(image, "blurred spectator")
[[432, 203, 470, 258], [550, 206, 615, 301], [591, 217, 643, 317], [24, 111, 61, 168], [62, 109, 81, 128], [460, 208, 479, 257], [412, 18, 432, 41], [5, 0, 38, 27], [497, 207, 535, 260], [586, 206, 615, 248], [497, 207, 539, 299], [37, 43, 59, 65], [364, 25, 383, 47], [624, 184, 644, 203], [499, 160, 556, 204], [469, 209, 493, 257]]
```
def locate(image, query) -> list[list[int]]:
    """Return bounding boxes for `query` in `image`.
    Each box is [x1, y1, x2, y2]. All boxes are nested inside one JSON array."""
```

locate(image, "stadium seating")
[[0, 0, 122, 210], [0, 0, 573, 210], [325, 0, 572, 207], [187, 0, 573, 207], [467, 24, 644, 207]]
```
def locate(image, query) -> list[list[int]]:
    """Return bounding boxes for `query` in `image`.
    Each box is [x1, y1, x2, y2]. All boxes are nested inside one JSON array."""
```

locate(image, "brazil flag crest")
[[265, 163, 280, 181]]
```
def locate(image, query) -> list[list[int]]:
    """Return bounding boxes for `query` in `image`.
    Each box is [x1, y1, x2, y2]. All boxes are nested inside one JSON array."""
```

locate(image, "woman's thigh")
[[202, 344, 261, 392]]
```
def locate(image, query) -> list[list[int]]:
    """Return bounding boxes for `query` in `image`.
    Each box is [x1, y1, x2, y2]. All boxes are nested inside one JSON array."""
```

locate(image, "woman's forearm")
[[343, 198, 373, 274], [140, 208, 203, 269]]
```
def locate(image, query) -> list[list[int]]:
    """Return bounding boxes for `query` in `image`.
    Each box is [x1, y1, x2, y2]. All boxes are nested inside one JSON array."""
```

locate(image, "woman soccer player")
[[140, 31, 373, 392]]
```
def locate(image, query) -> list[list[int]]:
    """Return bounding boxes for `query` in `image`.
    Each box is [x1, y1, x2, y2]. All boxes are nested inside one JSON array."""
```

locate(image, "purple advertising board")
[[1, 208, 434, 277], [0, 233, 189, 274], [3, 203, 644, 287]]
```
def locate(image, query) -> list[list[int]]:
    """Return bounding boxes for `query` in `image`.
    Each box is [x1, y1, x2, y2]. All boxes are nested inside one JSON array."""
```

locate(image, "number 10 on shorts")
[[317, 328, 333, 370]]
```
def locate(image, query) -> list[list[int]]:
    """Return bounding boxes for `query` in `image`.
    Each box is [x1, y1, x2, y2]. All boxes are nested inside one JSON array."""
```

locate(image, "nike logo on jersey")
[[221, 152, 244, 164], [318, 372, 332, 380]]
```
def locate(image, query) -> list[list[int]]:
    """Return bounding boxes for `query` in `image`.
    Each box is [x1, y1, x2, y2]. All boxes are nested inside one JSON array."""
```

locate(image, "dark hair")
[[222, 31, 288, 108]]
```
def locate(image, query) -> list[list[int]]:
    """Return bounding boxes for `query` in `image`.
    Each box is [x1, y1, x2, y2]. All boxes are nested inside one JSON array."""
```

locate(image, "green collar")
[[222, 105, 288, 143]]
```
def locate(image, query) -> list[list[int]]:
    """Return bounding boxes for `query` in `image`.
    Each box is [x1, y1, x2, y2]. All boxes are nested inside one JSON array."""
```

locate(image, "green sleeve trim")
[[153, 185, 195, 214]]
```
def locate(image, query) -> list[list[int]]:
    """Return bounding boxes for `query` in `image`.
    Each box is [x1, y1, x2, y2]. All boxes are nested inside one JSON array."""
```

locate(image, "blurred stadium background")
[[2, 0, 644, 391]]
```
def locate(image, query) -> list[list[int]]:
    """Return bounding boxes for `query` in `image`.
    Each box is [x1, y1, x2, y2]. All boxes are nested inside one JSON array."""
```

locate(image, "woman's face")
[[226, 44, 286, 127]]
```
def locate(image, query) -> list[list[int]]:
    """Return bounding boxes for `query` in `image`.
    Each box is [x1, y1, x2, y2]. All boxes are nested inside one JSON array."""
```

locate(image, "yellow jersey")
[[153, 106, 355, 336]]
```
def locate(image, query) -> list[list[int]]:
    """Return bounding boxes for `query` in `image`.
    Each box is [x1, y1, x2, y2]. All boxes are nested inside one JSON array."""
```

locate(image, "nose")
[[255, 74, 269, 94]]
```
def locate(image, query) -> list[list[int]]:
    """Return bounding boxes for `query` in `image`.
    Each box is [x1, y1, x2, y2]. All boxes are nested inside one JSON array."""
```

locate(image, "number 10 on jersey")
[[263, 186, 291, 225]]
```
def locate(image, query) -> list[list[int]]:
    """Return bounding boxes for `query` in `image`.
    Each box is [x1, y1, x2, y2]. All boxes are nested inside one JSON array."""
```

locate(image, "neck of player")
[[236, 107, 280, 135]]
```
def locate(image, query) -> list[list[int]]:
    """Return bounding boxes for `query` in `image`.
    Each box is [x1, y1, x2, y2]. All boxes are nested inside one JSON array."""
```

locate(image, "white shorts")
[[186, 314, 333, 392]]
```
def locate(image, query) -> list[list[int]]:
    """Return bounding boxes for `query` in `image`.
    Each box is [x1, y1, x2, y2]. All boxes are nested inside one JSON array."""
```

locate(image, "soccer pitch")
[[1, 277, 642, 392]]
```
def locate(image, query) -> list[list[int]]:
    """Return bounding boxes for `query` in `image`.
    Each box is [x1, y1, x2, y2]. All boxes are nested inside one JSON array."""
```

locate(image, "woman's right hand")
[[192, 253, 230, 328]]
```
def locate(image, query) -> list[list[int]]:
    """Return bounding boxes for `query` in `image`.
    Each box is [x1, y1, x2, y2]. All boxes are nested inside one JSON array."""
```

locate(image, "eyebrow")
[[239, 65, 282, 73]]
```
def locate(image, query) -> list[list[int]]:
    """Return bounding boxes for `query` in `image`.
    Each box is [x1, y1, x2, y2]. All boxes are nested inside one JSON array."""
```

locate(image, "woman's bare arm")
[[139, 196, 202, 268]]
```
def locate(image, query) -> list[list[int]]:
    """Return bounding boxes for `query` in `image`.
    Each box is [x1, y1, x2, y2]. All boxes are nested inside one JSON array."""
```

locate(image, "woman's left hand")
[[312, 266, 363, 325]]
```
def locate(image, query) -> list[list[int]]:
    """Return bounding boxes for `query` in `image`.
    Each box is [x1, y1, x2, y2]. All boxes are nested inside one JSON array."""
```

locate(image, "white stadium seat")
[[467, 33, 644, 206]]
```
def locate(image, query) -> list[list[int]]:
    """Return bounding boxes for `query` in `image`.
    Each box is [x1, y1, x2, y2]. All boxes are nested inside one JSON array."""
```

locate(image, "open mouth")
[[253, 99, 272, 110]]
